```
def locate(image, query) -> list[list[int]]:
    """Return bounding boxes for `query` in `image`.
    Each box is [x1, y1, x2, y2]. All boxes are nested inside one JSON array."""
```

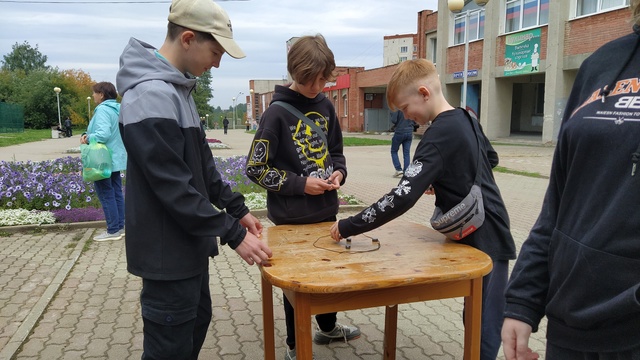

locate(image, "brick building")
[[248, 0, 633, 143]]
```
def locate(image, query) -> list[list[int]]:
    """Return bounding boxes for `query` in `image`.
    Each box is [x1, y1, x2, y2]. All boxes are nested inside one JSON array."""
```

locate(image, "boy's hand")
[[501, 318, 539, 360], [330, 221, 342, 241], [424, 185, 434, 195], [240, 213, 263, 237], [304, 177, 334, 195], [235, 232, 272, 266], [327, 170, 344, 190]]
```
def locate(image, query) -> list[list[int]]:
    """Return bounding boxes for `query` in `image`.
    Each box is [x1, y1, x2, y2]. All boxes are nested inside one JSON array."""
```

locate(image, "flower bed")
[[0, 150, 360, 227]]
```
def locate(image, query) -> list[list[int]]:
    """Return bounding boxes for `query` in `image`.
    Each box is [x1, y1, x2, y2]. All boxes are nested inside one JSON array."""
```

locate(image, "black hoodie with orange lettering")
[[504, 26, 640, 352]]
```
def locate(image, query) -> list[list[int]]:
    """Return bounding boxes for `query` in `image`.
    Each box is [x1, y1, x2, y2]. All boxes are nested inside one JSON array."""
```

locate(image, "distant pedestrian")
[[389, 109, 415, 177], [63, 117, 72, 137], [223, 116, 229, 134]]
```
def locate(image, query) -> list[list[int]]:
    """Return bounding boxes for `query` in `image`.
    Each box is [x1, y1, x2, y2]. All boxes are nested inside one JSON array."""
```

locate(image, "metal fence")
[[0, 102, 24, 133]]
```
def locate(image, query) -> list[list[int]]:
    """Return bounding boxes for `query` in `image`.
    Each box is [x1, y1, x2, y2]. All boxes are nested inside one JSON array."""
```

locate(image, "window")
[[342, 92, 348, 117], [453, 9, 485, 45], [399, 56, 408, 62], [505, 0, 549, 33], [400, 46, 408, 53], [430, 37, 438, 64], [576, 0, 629, 16]]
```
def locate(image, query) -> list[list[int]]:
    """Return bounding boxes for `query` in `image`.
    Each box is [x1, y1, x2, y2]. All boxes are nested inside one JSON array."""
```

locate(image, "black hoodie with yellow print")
[[246, 85, 347, 225]]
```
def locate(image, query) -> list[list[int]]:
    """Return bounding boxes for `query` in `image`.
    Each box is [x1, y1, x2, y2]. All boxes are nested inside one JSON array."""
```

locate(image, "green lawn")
[[0, 131, 388, 148], [493, 166, 548, 179], [0, 129, 54, 147], [343, 137, 391, 146]]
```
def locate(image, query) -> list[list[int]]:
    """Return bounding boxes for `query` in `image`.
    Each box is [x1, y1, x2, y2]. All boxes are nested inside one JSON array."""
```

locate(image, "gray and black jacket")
[[116, 37, 249, 280]]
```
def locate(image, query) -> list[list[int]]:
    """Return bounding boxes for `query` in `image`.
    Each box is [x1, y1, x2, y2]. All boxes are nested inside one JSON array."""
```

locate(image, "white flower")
[[0, 209, 56, 226]]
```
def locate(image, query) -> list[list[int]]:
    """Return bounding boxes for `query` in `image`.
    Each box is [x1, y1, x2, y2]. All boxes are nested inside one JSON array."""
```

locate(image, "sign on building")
[[504, 28, 541, 76]]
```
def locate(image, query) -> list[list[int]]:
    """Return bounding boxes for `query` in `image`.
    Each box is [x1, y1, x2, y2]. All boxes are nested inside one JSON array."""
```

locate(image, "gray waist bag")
[[430, 184, 485, 240], [430, 109, 486, 240]]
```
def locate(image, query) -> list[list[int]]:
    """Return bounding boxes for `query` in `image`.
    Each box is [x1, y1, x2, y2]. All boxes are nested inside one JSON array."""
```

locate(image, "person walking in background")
[[246, 34, 360, 360], [501, 2, 640, 359], [389, 109, 415, 177], [223, 116, 229, 134], [63, 116, 72, 137], [80, 82, 127, 241], [115, 0, 272, 358], [331, 59, 516, 360]]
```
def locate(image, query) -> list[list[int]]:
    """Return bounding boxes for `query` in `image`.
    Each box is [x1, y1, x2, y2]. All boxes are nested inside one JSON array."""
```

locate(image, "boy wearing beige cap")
[[116, 0, 272, 359]]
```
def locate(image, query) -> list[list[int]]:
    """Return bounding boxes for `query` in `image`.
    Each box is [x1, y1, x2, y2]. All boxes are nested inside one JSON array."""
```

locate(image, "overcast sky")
[[0, 0, 439, 108]]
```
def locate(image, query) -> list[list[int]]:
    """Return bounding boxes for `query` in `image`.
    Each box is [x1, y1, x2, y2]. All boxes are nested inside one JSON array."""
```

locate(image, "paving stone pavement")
[[0, 129, 554, 359]]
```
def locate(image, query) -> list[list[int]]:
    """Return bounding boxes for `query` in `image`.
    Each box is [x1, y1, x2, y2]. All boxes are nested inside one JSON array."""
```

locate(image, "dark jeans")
[[464, 260, 509, 360], [546, 343, 640, 360], [93, 171, 124, 234], [391, 132, 413, 172], [140, 271, 212, 360], [223, 126, 228, 134]]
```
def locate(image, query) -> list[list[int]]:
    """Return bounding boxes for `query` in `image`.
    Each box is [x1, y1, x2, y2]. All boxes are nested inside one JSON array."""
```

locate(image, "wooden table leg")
[[463, 278, 483, 360], [261, 276, 276, 360], [383, 304, 398, 360], [294, 292, 313, 360]]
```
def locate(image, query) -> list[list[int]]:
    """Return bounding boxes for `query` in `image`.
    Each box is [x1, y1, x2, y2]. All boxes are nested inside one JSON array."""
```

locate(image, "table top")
[[259, 220, 493, 293]]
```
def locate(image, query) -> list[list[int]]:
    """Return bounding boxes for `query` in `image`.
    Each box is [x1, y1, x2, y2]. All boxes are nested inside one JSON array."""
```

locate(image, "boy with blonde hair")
[[246, 34, 360, 360], [331, 59, 516, 360], [116, 0, 272, 358]]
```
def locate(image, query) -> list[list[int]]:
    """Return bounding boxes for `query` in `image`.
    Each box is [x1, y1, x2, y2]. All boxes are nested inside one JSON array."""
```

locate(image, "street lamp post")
[[249, 89, 254, 128], [206, 113, 209, 129], [448, 0, 489, 110], [232, 97, 236, 130], [53, 87, 62, 130], [87, 96, 92, 121], [233, 91, 243, 130]]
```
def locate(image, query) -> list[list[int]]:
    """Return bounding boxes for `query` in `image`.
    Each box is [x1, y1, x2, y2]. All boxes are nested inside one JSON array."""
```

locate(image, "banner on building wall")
[[504, 28, 541, 76]]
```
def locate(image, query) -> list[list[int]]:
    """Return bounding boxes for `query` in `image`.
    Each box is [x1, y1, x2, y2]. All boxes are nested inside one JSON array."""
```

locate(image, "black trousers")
[[140, 270, 211, 360], [546, 343, 640, 360]]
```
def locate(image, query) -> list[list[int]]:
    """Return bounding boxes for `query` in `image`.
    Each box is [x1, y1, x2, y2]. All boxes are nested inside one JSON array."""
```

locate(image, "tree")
[[1, 41, 48, 74], [0, 42, 99, 130], [60, 69, 95, 126], [193, 70, 214, 118]]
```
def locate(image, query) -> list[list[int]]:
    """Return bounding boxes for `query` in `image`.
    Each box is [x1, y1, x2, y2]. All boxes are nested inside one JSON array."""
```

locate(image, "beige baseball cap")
[[168, 0, 245, 59]]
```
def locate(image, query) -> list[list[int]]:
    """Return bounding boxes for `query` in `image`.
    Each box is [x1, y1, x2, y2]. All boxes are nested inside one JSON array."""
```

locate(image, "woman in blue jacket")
[[81, 82, 127, 241]]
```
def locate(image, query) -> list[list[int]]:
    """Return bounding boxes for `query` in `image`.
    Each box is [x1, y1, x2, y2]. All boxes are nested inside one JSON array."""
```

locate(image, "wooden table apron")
[[259, 220, 493, 360]]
